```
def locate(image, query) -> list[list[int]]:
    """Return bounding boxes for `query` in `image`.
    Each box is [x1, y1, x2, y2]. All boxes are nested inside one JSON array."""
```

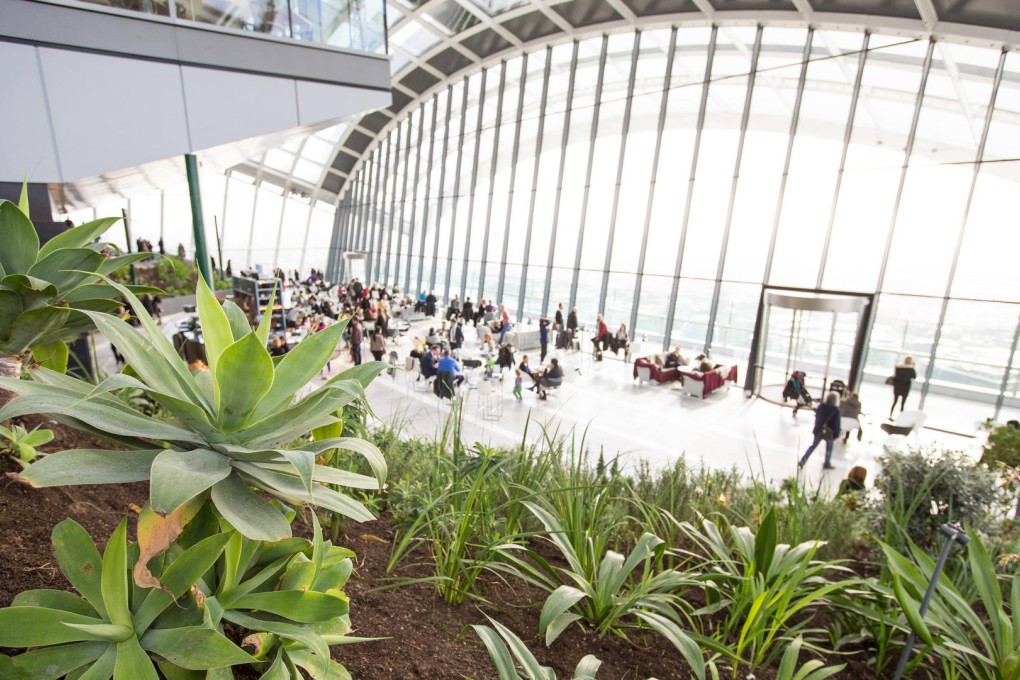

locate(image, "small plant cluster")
[[0, 197, 387, 680], [110, 255, 233, 297], [371, 416, 1019, 679]]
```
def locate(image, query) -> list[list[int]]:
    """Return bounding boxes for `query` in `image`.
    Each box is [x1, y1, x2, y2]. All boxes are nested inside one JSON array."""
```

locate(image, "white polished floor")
[[88, 313, 980, 491], [353, 319, 981, 490]]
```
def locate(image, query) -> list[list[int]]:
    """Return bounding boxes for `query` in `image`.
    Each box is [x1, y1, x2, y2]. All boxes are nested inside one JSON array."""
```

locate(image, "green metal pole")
[[185, 154, 212, 286]]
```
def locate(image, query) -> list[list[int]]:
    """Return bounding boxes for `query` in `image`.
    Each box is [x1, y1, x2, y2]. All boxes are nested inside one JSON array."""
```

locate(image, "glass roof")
[[240, 0, 1020, 202]]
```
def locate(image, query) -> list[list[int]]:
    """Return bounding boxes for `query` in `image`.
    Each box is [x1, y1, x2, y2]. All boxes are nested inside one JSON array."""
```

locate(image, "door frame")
[[743, 285, 875, 397]]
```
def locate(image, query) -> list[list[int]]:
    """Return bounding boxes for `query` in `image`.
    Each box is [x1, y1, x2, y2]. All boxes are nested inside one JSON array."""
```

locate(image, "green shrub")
[[866, 447, 1004, 553]]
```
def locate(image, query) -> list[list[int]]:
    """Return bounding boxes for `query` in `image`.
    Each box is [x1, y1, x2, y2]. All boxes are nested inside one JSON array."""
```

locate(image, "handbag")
[[820, 424, 835, 441], [885, 376, 896, 385]]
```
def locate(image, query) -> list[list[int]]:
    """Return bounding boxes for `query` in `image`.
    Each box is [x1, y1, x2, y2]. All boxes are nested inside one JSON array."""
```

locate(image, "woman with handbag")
[[889, 356, 917, 418], [799, 391, 841, 470]]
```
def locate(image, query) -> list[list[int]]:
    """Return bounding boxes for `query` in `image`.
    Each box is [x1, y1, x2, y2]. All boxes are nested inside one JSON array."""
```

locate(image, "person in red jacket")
[[591, 314, 610, 361]]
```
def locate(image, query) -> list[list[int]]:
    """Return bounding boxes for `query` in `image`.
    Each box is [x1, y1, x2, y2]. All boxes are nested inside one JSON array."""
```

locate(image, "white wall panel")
[[296, 81, 391, 126], [0, 43, 62, 182], [40, 49, 190, 181], [182, 67, 299, 150]]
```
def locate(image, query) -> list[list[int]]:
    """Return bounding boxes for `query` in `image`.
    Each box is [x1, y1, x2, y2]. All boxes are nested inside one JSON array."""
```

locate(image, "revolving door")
[[744, 288, 874, 404]]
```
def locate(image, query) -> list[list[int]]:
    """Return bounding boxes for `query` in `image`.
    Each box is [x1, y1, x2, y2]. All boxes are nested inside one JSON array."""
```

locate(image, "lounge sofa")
[[632, 357, 679, 384], [679, 364, 739, 399]]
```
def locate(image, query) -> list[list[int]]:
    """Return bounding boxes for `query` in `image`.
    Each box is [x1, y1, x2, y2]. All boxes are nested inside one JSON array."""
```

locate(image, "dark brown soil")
[[0, 418, 882, 679]]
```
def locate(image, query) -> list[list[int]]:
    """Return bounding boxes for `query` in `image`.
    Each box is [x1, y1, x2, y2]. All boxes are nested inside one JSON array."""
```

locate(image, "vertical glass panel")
[[953, 162, 1020, 302], [822, 158, 902, 292], [605, 272, 637, 335], [278, 198, 310, 269], [882, 163, 972, 296], [250, 183, 283, 265], [713, 282, 761, 363], [984, 52, 1020, 162], [635, 274, 673, 346], [681, 126, 741, 279], [304, 202, 335, 273], [909, 43, 997, 167], [846, 39, 927, 166], [522, 265, 548, 319], [670, 278, 714, 351], [507, 118, 539, 266], [548, 267, 573, 315], [862, 293, 938, 387], [575, 270, 603, 324]]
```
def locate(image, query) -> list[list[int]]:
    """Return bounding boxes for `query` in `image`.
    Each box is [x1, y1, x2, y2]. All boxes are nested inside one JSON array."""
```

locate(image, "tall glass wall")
[[333, 26, 1020, 432]]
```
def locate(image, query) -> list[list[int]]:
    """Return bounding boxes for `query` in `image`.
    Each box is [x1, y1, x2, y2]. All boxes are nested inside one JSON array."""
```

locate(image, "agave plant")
[[0, 276, 387, 543], [0, 422, 53, 465], [0, 508, 366, 679], [0, 194, 152, 377]]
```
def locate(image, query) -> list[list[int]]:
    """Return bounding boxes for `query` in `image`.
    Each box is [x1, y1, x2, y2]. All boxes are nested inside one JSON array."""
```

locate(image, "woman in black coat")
[[890, 356, 917, 418]]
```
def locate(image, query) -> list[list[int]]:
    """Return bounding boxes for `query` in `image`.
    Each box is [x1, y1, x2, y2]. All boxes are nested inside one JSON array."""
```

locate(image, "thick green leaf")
[[210, 474, 292, 541], [38, 217, 120, 259], [31, 340, 69, 373], [52, 519, 109, 620], [274, 449, 315, 496], [13, 590, 96, 617], [540, 586, 588, 645], [0, 389, 202, 444], [77, 645, 117, 680], [196, 276, 232, 378], [573, 655, 602, 680], [140, 626, 254, 670], [133, 532, 232, 633], [234, 462, 374, 522], [17, 183, 30, 216], [9, 641, 108, 680], [232, 591, 349, 623], [473, 625, 518, 680], [0, 287, 23, 342], [331, 361, 389, 389], [62, 623, 133, 643], [114, 635, 159, 680], [150, 448, 231, 514], [22, 449, 162, 487], [101, 518, 131, 628], [251, 320, 348, 421], [633, 610, 705, 680], [221, 300, 251, 341], [97, 252, 151, 277], [754, 507, 778, 579], [891, 572, 933, 646], [0, 201, 39, 276], [0, 607, 107, 646], [215, 333, 274, 431], [3, 305, 70, 355], [27, 248, 104, 292], [488, 617, 552, 680], [307, 464, 380, 490], [222, 611, 330, 669], [84, 277, 211, 410]]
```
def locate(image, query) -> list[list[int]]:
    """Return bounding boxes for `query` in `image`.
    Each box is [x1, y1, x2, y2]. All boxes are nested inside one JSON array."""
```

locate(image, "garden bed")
[[0, 423, 892, 679]]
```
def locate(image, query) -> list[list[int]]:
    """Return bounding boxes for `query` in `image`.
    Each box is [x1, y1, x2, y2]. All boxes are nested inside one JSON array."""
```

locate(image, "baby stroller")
[[782, 371, 813, 415]]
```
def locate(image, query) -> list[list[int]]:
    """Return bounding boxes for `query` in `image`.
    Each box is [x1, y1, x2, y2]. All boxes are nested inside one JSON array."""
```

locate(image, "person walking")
[[350, 317, 364, 366], [799, 392, 841, 470], [370, 328, 386, 362], [513, 369, 523, 402], [889, 356, 917, 418], [498, 304, 511, 346]]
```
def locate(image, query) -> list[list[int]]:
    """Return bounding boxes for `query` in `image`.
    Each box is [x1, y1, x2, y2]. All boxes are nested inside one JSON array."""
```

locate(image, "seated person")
[[497, 344, 515, 373], [532, 358, 564, 400], [838, 466, 868, 509], [782, 370, 812, 415], [479, 332, 497, 356], [436, 349, 465, 387], [518, 354, 532, 376], [664, 346, 687, 369], [420, 344, 440, 380], [694, 353, 714, 373], [610, 324, 630, 357], [425, 327, 440, 346], [269, 337, 289, 357], [840, 391, 863, 443], [652, 354, 664, 368]]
